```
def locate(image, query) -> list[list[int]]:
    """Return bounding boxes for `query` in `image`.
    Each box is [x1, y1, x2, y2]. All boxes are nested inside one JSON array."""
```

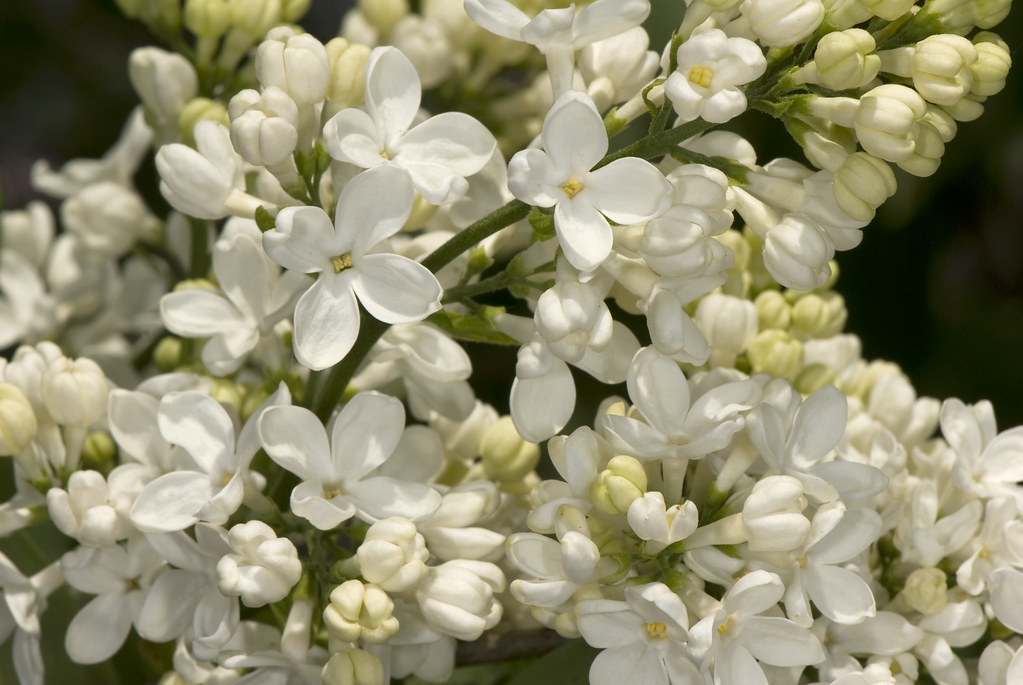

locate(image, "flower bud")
[[129, 47, 199, 129], [217, 520, 302, 606], [746, 329, 804, 379], [42, 356, 109, 427], [356, 517, 429, 592], [790, 292, 847, 338], [896, 119, 945, 177], [970, 34, 1011, 97], [755, 289, 792, 330], [153, 337, 183, 372], [184, 0, 230, 37], [853, 84, 927, 163], [416, 560, 505, 641], [325, 38, 370, 107], [742, 475, 811, 552], [392, 15, 454, 90], [763, 214, 835, 291], [794, 363, 837, 395], [860, 0, 915, 20], [281, 0, 310, 22], [324, 580, 399, 644], [833, 151, 897, 222], [357, 0, 409, 34], [810, 29, 880, 90], [229, 87, 300, 166], [62, 182, 157, 257], [480, 416, 540, 482], [911, 34, 977, 106], [694, 293, 759, 366], [322, 648, 385, 685], [178, 97, 230, 143], [81, 431, 117, 468], [0, 383, 37, 456], [255, 27, 330, 106], [229, 0, 281, 37], [903, 566, 948, 614], [744, 0, 825, 47], [590, 455, 647, 515], [1, 201, 54, 267], [47, 470, 127, 547]]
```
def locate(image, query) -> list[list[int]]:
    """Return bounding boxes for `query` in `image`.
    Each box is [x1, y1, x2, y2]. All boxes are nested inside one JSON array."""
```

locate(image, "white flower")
[[323, 580, 399, 644], [506, 530, 601, 608], [46, 469, 141, 547], [160, 228, 307, 375], [576, 583, 703, 685], [579, 27, 660, 110], [217, 520, 302, 607], [258, 391, 442, 529], [228, 87, 301, 167], [323, 46, 496, 205], [415, 559, 505, 641], [61, 182, 158, 257], [665, 29, 766, 124], [263, 165, 443, 370], [0, 383, 38, 457], [942, 397, 1023, 509], [354, 517, 429, 592], [508, 91, 671, 272], [742, 0, 825, 48], [464, 0, 651, 97], [128, 47, 198, 139], [130, 385, 289, 532], [0, 554, 63, 685], [41, 355, 109, 427], [255, 27, 330, 107], [627, 491, 699, 554]]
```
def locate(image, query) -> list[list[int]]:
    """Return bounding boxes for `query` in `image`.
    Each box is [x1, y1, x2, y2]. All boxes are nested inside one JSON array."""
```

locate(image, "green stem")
[[310, 312, 389, 422], [189, 219, 211, 279], [593, 117, 717, 170], [422, 200, 530, 273]]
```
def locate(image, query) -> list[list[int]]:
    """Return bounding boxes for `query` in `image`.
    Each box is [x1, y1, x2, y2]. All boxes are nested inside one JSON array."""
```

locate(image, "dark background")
[[2, 0, 1023, 428]]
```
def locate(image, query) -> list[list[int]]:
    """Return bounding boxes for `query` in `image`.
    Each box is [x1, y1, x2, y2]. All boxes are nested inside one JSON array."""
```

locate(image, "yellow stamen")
[[561, 180, 583, 198], [323, 487, 344, 500], [330, 253, 353, 273], [716, 614, 735, 635], [645, 622, 667, 639], [380, 150, 390, 160], [688, 65, 713, 88]]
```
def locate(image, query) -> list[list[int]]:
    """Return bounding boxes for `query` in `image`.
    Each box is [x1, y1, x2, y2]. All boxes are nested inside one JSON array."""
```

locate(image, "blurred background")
[[2, 0, 1023, 429]]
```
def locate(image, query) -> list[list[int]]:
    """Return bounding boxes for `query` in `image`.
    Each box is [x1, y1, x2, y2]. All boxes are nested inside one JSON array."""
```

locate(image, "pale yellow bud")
[[324, 580, 399, 644], [184, 0, 230, 37], [0, 384, 38, 456], [153, 336, 183, 372], [230, 0, 282, 37], [746, 330, 803, 379], [754, 290, 792, 330], [357, 0, 409, 34], [81, 431, 117, 468], [322, 648, 385, 685], [209, 379, 243, 413], [812, 29, 880, 90], [903, 567, 948, 614], [971, 34, 1011, 97], [833, 151, 897, 222], [325, 38, 371, 107], [281, 0, 311, 22], [896, 119, 945, 177], [860, 0, 915, 20], [178, 97, 230, 144], [911, 34, 977, 107], [590, 455, 647, 515], [480, 416, 540, 482], [794, 364, 837, 395], [790, 292, 847, 338]]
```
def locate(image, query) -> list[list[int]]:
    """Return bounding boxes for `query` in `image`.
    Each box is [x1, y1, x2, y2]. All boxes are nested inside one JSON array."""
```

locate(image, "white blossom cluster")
[[0, 0, 1019, 684]]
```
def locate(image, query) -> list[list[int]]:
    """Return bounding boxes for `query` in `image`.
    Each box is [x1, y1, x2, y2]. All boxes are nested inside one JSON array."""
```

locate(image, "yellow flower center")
[[323, 486, 344, 500], [380, 150, 390, 160], [645, 622, 667, 639], [561, 180, 583, 198], [330, 253, 354, 273], [716, 614, 736, 636], [689, 65, 714, 88]]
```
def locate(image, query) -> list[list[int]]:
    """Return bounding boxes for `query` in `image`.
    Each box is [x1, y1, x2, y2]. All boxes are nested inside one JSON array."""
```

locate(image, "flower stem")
[[422, 199, 530, 273], [593, 117, 717, 170]]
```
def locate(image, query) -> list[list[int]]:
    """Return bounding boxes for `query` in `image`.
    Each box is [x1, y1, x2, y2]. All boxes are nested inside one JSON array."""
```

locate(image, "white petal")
[[365, 47, 421, 140], [510, 355, 575, 443], [787, 385, 847, 468], [507, 148, 563, 207], [337, 166, 414, 254], [353, 254, 442, 324], [135, 569, 206, 642], [157, 392, 235, 474], [349, 477, 442, 522], [258, 405, 333, 482], [463, 0, 530, 40], [65, 593, 132, 664], [627, 347, 690, 436], [398, 113, 496, 177], [554, 198, 612, 272], [803, 564, 875, 624], [589, 645, 667, 685], [542, 92, 607, 176], [129, 471, 215, 532], [323, 107, 386, 167], [263, 205, 336, 273], [586, 158, 671, 224], [330, 391, 405, 479], [715, 644, 767, 685], [742, 616, 825, 666], [215, 233, 270, 321], [160, 290, 244, 337], [399, 159, 468, 205], [291, 481, 356, 530], [292, 275, 360, 370]]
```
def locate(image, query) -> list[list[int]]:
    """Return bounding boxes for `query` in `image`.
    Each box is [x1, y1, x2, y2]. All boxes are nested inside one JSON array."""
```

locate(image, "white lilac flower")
[[507, 91, 671, 272], [46, 469, 144, 547], [258, 391, 442, 529], [665, 29, 766, 124], [576, 582, 703, 685], [464, 0, 651, 97], [262, 165, 443, 370], [578, 26, 660, 110], [0, 553, 62, 685], [353, 517, 429, 592], [323, 46, 496, 205], [415, 559, 505, 641], [129, 384, 289, 532], [160, 226, 307, 375], [941, 397, 1023, 509], [506, 529, 602, 609], [217, 520, 302, 607]]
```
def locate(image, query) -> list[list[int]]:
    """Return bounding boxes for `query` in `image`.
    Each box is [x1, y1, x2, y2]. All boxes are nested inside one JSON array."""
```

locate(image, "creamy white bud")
[[970, 34, 1011, 96], [833, 151, 897, 222], [61, 182, 157, 256], [184, 0, 230, 37], [416, 560, 505, 641], [859, 0, 915, 20], [911, 34, 977, 106], [355, 517, 429, 592], [129, 47, 198, 129], [742, 475, 811, 551], [255, 27, 330, 106], [589, 455, 647, 515], [480, 416, 540, 481], [229, 87, 299, 166], [903, 567, 949, 614], [216, 520, 302, 606], [896, 119, 945, 177], [358, 0, 409, 33], [324, 580, 399, 644], [763, 214, 835, 290], [853, 84, 927, 162], [806, 29, 880, 90], [229, 0, 281, 37], [46, 470, 127, 546], [0, 383, 37, 456], [695, 293, 759, 366], [41, 356, 109, 427], [1, 201, 54, 267], [747, 329, 804, 379], [322, 648, 385, 685], [743, 0, 825, 47], [790, 291, 847, 338], [325, 38, 370, 108]]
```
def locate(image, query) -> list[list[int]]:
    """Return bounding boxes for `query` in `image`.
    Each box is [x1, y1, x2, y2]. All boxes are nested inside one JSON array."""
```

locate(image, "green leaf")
[[255, 205, 276, 233], [427, 310, 519, 346], [503, 638, 599, 685]]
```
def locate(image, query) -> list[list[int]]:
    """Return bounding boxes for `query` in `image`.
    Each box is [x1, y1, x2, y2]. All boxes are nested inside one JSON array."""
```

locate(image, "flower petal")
[[330, 391, 405, 479], [129, 470, 215, 532], [292, 275, 360, 370], [263, 205, 335, 273], [554, 198, 612, 272], [135, 569, 207, 642], [349, 477, 442, 522], [365, 47, 421, 140], [542, 92, 607, 176], [65, 593, 132, 664], [258, 405, 333, 482], [160, 290, 244, 338], [337, 166, 415, 254], [157, 392, 235, 474], [323, 107, 386, 168], [585, 157, 671, 224], [352, 254, 442, 324], [463, 0, 530, 40], [398, 113, 496, 178]]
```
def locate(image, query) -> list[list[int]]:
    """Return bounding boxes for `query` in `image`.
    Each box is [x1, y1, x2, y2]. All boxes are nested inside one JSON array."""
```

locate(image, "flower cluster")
[[0, 0, 1019, 684]]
